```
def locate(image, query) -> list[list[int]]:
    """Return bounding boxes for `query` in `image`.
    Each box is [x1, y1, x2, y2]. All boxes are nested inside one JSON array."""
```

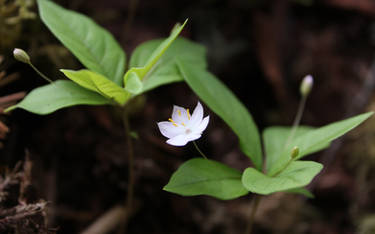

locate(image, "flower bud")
[[291, 146, 299, 159], [13, 48, 30, 64], [300, 74, 313, 97]]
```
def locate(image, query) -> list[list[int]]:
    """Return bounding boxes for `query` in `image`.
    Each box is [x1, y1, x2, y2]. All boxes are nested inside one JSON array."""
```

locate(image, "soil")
[[1, 0, 375, 233]]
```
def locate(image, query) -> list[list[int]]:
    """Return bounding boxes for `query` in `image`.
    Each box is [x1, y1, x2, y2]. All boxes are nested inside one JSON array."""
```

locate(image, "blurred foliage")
[[0, 0, 36, 51], [344, 99, 375, 233], [358, 214, 375, 234], [347, 101, 375, 169]]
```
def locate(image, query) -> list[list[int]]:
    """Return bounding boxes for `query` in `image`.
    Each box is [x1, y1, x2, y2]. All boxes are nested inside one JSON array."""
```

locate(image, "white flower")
[[158, 101, 210, 146]]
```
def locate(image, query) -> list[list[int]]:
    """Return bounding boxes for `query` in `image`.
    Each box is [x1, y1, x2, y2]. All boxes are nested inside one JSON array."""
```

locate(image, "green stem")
[[122, 107, 135, 222], [192, 141, 207, 159], [28, 62, 54, 83], [271, 157, 294, 177], [245, 195, 261, 234], [285, 94, 307, 148]]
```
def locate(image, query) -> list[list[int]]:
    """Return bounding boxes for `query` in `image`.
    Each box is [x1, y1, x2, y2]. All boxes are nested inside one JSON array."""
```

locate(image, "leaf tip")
[[4, 105, 17, 113], [358, 111, 374, 123], [59, 68, 74, 73], [162, 184, 171, 192]]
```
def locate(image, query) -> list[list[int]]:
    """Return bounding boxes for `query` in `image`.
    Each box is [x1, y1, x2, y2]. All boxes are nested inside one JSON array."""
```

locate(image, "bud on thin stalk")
[[272, 146, 300, 177], [285, 75, 314, 148], [300, 74, 314, 97], [291, 146, 299, 159], [13, 48, 53, 83], [13, 48, 31, 64]]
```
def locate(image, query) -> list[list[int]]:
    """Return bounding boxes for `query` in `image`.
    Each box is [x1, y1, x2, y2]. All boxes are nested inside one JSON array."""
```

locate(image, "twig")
[[0, 92, 26, 106], [79, 205, 127, 234], [0, 72, 19, 87]]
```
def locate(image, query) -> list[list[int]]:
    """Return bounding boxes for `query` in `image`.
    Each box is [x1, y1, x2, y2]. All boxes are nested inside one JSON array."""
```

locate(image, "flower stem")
[[245, 195, 261, 234], [271, 157, 294, 177], [28, 62, 54, 83], [285, 94, 307, 148], [121, 107, 135, 226], [193, 141, 207, 159]]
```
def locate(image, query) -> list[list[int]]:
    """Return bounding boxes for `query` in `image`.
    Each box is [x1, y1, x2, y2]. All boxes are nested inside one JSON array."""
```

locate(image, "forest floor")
[[1, 0, 375, 233]]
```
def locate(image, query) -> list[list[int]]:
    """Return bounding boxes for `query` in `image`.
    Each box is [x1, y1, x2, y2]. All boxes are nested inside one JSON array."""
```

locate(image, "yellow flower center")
[[169, 108, 192, 127], [168, 118, 178, 127]]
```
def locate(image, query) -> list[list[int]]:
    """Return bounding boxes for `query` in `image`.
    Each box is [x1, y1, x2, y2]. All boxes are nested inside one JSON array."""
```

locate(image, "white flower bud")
[[300, 74, 314, 97], [13, 48, 30, 64]]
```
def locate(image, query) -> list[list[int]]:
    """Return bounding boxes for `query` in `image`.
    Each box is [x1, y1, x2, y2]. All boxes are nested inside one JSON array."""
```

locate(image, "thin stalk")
[[122, 107, 135, 225], [193, 141, 207, 159], [285, 95, 307, 148], [28, 62, 54, 83], [122, 0, 138, 42], [245, 195, 262, 234], [80, 205, 127, 234], [271, 157, 293, 177]]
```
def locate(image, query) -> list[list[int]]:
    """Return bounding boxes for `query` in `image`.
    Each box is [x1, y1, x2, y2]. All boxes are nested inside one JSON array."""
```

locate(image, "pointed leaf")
[[129, 38, 206, 93], [123, 20, 187, 85], [177, 61, 263, 170], [268, 112, 373, 175], [164, 158, 249, 200], [242, 161, 323, 195], [60, 69, 130, 105], [5, 80, 111, 115], [37, 0, 126, 85], [263, 126, 330, 172]]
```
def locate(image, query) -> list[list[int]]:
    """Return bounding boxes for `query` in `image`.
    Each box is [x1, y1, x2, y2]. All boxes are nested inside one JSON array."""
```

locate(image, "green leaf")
[[37, 0, 126, 85], [241, 161, 323, 195], [177, 61, 263, 170], [285, 187, 314, 198], [124, 72, 143, 95], [164, 158, 249, 200], [129, 38, 206, 93], [124, 20, 187, 85], [130, 38, 206, 69], [60, 69, 130, 105], [5, 80, 111, 115], [263, 126, 330, 173], [268, 112, 373, 175]]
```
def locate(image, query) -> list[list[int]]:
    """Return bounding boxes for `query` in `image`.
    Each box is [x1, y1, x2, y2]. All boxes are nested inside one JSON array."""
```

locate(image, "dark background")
[[1, 0, 375, 233]]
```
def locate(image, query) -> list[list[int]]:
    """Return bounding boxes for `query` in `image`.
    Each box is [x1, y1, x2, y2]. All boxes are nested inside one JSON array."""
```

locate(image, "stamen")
[[177, 109, 181, 116], [168, 118, 178, 127], [186, 109, 191, 120], [181, 122, 186, 126]]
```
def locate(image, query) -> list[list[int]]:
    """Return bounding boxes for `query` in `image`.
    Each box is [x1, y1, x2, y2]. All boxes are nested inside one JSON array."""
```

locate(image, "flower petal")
[[190, 101, 203, 127], [157, 121, 184, 138], [172, 105, 189, 123], [166, 134, 189, 146], [187, 133, 202, 142], [193, 116, 210, 134]]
